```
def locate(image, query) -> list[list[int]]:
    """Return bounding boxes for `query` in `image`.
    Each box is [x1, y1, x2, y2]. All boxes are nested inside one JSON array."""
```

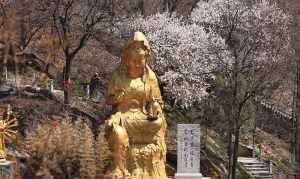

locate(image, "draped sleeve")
[[106, 67, 125, 107], [147, 67, 164, 108]]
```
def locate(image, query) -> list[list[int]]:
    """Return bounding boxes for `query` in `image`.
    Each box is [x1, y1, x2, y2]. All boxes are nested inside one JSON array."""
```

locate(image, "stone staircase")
[[238, 157, 273, 179]]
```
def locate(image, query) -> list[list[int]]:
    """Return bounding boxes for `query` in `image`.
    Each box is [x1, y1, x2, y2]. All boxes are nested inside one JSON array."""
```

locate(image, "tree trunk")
[[229, 57, 239, 179], [291, 64, 297, 163], [231, 126, 240, 179], [291, 0, 300, 165], [63, 57, 72, 105], [252, 117, 257, 158], [295, 61, 300, 163], [228, 129, 234, 179], [12, 45, 19, 90], [19, 0, 26, 50], [3, 43, 9, 82]]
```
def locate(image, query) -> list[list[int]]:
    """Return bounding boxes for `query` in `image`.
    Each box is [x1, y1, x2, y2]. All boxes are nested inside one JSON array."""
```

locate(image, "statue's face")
[[127, 53, 146, 78], [125, 42, 147, 78]]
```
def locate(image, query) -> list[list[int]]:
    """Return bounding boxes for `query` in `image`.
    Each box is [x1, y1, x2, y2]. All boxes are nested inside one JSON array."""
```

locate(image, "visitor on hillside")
[[256, 144, 263, 160], [89, 72, 104, 101]]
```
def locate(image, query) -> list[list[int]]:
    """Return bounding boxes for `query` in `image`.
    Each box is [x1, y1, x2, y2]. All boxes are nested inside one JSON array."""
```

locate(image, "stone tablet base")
[[175, 173, 203, 179], [0, 160, 14, 179]]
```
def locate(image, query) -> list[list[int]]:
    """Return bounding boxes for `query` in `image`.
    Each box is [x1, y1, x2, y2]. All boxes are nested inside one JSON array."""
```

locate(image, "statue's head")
[[122, 32, 150, 78]]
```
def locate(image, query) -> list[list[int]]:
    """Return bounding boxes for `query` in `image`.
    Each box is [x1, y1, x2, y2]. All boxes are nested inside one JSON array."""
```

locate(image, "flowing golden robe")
[[104, 32, 168, 179]]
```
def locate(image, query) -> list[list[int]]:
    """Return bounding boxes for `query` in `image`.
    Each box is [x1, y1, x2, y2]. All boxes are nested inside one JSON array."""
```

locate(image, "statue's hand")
[[147, 101, 162, 121], [105, 113, 122, 128], [115, 88, 126, 102], [106, 118, 114, 127], [104, 119, 116, 138], [147, 115, 158, 121]]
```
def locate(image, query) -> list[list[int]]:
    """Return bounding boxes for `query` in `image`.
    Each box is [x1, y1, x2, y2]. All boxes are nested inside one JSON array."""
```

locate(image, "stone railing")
[[255, 98, 293, 141]]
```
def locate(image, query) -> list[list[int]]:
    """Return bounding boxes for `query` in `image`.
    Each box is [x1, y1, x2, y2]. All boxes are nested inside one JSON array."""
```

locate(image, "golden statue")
[[0, 104, 18, 160], [104, 32, 169, 179]]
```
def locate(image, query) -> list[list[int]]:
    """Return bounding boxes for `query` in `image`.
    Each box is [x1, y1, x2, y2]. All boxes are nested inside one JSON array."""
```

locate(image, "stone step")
[[244, 167, 270, 171], [238, 157, 273, 179], [238, 157, 259, 162], [253, 175, 273, 178], [243, 164, 268, 167], [250, 170, 271, 174], [253, 176, 273, 179], [249, 168, 271, 172], [239, 159, 265, 164], [251, 171, 273, 179], [240, 160, 265, 164]]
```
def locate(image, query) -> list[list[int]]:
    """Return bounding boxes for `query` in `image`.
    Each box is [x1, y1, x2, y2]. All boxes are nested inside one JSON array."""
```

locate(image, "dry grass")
[[25, 117, 105, 179]]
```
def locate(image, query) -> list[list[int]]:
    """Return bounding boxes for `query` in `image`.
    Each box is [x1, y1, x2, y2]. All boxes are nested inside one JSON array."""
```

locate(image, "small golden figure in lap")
[[104, 32, 168, 179]]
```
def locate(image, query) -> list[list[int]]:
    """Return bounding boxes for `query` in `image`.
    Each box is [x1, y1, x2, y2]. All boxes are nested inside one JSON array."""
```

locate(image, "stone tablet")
[[0, 160, 14, 179], [175, 124, 202, 179]]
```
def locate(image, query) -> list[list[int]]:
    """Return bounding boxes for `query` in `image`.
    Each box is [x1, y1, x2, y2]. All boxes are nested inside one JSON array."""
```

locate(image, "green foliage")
[[30, 67, 37, 73], [175, 110, 194, 123], [175, 108, 203, 123], [273, 158, 291, 171], [93, 106, 112, 120], [72, 80, 86, 97]]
